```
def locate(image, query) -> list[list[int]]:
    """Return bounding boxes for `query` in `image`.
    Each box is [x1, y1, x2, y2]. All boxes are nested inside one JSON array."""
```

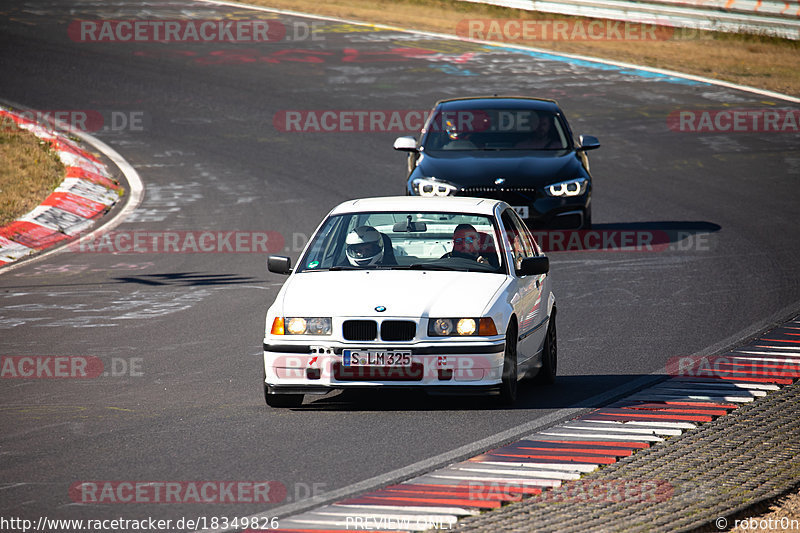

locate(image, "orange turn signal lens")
[[270, 317, 285, 335], [479, 318, 498, 336]]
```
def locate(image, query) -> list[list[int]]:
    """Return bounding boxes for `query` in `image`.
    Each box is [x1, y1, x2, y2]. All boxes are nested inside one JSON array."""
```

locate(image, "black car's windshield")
[[296, 211, 505, 274], [422, 108, 569, 151]]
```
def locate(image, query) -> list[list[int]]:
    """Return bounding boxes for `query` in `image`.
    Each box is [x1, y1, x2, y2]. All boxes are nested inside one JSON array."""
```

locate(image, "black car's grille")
[[458, 187, 537, 205], [342, 320, 377, 341], [380, 321, 416, 341], [461, 186, 537, 193]]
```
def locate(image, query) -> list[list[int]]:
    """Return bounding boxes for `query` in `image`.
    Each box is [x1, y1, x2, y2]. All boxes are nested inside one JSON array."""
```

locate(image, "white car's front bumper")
[[263, 337, 506, 395]]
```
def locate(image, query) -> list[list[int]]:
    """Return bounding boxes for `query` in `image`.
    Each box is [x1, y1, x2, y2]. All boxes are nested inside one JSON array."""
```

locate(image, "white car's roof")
[[329, 196, 506, 216]]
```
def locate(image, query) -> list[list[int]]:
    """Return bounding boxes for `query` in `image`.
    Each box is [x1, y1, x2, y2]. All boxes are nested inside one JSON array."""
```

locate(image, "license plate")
[[512, 205, 530, 218], [343, 350, 412, 367]]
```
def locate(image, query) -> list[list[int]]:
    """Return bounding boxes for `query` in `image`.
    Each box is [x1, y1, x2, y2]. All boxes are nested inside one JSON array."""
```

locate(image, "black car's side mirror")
[[577, 135, 600, 151], [267, 255, 292, 275], [517, 255, 549, 276]]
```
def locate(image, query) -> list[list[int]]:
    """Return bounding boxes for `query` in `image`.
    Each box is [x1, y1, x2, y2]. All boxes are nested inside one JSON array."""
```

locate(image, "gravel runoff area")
[[450, 328, 800, 532]]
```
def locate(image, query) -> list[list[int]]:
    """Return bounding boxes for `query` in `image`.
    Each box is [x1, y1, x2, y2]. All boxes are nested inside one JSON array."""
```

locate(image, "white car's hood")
[[279, 270, 507, 318]]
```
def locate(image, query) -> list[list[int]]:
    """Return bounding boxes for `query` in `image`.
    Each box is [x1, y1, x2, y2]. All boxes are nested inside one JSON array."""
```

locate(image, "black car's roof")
[[434, 96, 561, 113]]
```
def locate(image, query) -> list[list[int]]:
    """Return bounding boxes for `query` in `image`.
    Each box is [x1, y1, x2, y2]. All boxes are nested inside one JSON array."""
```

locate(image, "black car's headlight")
[[545, 177, 588, 197], [411, 178, 458, 197], [428, 318, 498, 336], [271, 317, 332, 335]]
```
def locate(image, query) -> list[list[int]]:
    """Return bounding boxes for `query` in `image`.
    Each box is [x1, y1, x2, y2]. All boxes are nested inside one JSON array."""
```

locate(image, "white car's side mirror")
[[393, 136, 418, 152]]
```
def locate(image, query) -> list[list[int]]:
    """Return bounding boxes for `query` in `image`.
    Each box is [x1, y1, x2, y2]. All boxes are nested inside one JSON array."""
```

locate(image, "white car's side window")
[[501, 209, 535, 272]]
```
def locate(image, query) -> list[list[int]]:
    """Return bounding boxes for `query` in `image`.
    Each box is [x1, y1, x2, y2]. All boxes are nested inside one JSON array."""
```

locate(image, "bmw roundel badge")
[[375, 306, 386, 312]]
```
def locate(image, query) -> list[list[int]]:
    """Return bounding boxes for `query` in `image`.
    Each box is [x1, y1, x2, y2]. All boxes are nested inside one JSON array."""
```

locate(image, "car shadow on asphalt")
[[112, 271, 258, 286], [291, 374, 659, 412]]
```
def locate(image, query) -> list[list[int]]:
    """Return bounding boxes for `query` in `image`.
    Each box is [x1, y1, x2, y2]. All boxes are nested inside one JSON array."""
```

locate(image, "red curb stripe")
[[409, 482, 543, 496], [51, 140, 102, 163], [379, 488, 520, 503], [470, 453, 604, 465], [382, 485, 522, 502], [614, 401, 740, 410], [718, 375, 794, 384], [613, 405, 730, 415], [529, 439, 651, 449], [593, 406, 725, 416], [761, 338, 800, 344], [0, 221, 68, 249], [514, 446, 634, 456], [41, 192, 107, 219], [340, 494, 501, 509], [708, 362, 800, 374], [480, 452, 616, 464], [591, 410, 713, 422], [65, 167, 118, 189]]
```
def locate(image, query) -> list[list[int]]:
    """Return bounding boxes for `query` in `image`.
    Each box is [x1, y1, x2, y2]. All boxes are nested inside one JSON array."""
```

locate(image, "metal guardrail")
[[460, 0, 800, 39]]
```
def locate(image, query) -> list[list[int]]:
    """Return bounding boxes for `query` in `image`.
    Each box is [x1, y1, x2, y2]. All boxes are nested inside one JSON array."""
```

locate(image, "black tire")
[[498, 323, 518, 405], [263, 369, 303, 407], [582, 208, 592, 230], [535, 310, 557, 384]]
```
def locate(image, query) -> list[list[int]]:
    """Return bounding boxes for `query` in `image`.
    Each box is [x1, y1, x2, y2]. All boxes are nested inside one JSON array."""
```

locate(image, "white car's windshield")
[[297, 211, 504, 273], [422, 108, 568, 151]]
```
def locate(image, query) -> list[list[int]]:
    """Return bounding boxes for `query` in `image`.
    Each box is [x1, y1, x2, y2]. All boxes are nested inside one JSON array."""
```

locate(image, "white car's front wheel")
[[535, 309, 557, 384], [498, 323, 518, 405]]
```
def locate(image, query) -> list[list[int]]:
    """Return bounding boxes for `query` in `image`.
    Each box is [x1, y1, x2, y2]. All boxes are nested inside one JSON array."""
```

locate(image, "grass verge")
[[247, 0, 800, 97], [0, 122, 64, 226]]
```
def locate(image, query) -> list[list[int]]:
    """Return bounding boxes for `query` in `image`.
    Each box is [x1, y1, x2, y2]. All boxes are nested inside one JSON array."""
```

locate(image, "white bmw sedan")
[[263, 196, 556, 407]]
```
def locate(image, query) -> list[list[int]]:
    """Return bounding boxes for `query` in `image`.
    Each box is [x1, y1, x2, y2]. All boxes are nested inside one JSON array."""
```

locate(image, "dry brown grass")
[[247, 0, 800, 97], [0, 121, 64, 226]]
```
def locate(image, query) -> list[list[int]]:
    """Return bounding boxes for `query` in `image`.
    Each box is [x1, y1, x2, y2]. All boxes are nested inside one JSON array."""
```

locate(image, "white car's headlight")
[[545, 177, 588, 197], [429, 318, 497, 336], [271, 317, 332, 335], [411, 178, 458, 197]]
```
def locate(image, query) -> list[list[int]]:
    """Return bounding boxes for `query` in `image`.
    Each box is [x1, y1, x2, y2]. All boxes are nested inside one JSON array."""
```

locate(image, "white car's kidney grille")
[[380, 320, 416, 341], [343, 320, 378, 341], [342, 320, 416, 341]]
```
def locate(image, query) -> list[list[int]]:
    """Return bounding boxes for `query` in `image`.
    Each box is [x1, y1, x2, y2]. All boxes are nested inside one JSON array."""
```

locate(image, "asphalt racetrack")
[[1, 0, 799, 528]]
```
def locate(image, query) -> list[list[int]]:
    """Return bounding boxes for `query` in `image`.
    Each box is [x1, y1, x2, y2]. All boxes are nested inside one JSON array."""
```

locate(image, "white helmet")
[[346, 226, 384, 266]]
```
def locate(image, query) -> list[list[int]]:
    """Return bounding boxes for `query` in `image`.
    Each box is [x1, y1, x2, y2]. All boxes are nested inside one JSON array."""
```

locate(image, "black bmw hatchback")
[[394, 96, 599, 229]]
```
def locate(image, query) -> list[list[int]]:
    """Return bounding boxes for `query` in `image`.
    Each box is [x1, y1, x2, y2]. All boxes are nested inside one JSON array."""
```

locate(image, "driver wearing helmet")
[[442, 119, 477, 150], [345, 225, 387, 267]]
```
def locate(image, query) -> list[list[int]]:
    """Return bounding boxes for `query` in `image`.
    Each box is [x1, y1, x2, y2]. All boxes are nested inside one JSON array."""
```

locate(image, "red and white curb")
[[263, 319, 800, 532], [0, 107, 121, 266]]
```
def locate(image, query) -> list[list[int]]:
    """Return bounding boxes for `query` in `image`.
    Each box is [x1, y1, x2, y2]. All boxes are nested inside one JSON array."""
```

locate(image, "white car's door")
[[501, 208, 547, 369]]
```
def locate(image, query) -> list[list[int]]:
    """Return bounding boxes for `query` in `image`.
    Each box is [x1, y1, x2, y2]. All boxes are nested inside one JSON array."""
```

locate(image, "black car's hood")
[[415, 149, 583, 187]]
